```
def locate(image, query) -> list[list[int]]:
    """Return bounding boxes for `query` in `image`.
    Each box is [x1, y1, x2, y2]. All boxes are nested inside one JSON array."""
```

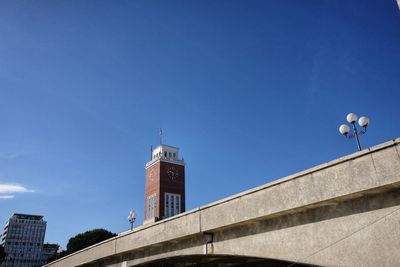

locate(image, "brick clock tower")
[[144, 144, 185, 222]]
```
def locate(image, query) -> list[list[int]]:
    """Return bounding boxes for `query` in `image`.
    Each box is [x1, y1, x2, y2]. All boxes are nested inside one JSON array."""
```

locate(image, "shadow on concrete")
[[135, 255, 319, 267]]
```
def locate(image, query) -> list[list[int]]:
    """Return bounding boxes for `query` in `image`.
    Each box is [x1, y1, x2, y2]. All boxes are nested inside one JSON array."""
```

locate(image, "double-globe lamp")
[[128, 210, 137, 231], [339, 113, 370, 151]]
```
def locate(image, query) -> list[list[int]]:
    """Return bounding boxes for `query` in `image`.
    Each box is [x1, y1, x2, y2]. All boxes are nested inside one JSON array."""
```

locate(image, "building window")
[[147, 194, 156, 220], [164, 193, 181, 218]]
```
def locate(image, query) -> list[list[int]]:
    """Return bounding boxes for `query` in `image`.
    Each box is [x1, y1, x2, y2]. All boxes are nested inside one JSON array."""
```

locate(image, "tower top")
[[146, 144, 185, 168]]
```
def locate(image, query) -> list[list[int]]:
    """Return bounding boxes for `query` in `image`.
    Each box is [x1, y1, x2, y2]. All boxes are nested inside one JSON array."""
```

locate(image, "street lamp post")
[[128, 210, 137, 231], [339, 112, 370, 151]]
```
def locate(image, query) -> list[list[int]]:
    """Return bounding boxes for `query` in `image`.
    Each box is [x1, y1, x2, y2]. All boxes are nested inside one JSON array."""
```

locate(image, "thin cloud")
[[0, 195, 14, 199], [0, 183, 34, 200], [0, 184, 33, 193]]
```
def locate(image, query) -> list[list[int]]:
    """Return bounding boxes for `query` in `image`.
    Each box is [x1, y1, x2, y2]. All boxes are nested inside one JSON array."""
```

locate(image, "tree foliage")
[[0, 244, 5, 263], [66, 228, 116, 254], [47, 249, 68, 264]]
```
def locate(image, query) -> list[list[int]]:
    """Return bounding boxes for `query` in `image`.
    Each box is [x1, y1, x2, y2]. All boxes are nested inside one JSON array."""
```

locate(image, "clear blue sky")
[[0, 0, 399, 248]]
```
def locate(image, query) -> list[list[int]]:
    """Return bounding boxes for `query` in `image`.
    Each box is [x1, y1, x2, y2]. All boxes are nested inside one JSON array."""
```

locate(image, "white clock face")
[[167, 167, 178, 180]]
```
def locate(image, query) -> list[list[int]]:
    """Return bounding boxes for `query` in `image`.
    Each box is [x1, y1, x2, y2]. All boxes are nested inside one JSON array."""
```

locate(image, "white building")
[[0, 214, 47, 267]]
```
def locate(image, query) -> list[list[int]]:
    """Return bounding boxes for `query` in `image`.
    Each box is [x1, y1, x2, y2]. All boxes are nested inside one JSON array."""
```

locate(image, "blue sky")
[[0, 0, 399, 248]]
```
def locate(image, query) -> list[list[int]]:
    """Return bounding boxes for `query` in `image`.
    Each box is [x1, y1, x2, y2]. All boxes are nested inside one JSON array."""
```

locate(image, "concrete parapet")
[[199, 138, 400, 231]]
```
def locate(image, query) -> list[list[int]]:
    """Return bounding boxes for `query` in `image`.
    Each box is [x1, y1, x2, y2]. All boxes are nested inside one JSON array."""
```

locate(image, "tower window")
[[175, 196, 180, 214], [173, 153, 176, 158], [147, 194, 157, 220], [169, 152, 171, 158], [164, 193, 181, 218], [164, 152, 167, 157]]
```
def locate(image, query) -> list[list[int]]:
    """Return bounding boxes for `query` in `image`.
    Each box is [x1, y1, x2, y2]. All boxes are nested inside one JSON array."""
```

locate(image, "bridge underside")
[[137, 255, 317, 267]]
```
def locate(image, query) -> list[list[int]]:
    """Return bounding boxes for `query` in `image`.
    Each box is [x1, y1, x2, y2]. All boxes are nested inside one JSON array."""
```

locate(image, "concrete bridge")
[[45, 138, 400, 267]]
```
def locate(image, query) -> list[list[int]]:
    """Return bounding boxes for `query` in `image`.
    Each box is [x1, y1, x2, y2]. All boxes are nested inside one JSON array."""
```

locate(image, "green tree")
[[47, 250, 68, 263], [66, 229, 116, 254], [43, 243, 61, 264], [0, 244, 5, 263]]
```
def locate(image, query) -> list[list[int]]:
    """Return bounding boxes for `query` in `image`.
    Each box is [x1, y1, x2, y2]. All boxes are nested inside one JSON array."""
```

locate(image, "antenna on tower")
[[159, 128, 163, 145], [150, 145, 153, 160]]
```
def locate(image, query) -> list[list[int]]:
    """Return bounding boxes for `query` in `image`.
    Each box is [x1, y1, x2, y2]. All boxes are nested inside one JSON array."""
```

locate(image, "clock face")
[[167, 167, 178, 180]]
